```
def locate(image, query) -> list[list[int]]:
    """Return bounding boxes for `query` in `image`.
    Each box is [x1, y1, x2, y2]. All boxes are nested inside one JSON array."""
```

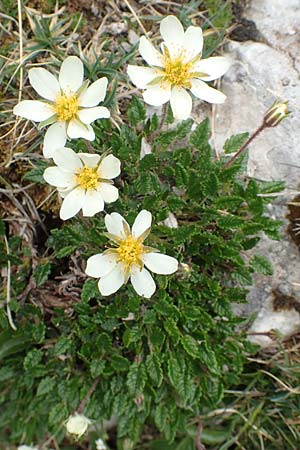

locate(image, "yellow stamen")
[[163, 49, 193, 88], [76, 166, 99, 190], [116, 236, 143, 267], [54, 94, 79, 121]]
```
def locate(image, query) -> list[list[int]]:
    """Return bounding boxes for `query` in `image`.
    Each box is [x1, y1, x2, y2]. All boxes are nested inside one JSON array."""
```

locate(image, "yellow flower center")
[[116, 236, 143, 267], [76, 166, 99, 190], [163, 53, 192, 88], [54, 94, 79, 121]]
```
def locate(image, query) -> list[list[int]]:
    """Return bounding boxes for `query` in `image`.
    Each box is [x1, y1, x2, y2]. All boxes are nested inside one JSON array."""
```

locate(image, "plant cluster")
[[0, 3, 291, 450]]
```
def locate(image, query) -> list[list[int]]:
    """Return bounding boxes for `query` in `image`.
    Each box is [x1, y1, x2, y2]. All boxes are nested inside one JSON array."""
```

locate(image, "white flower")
[[65, 413, 91, 437], [85, 210, 178, 298], [127, 15, 230, 120], [43, 147, 120, 220], [13, 56, 110, 158], [95, 437, 107, 450], [18, 446, 39, 450]]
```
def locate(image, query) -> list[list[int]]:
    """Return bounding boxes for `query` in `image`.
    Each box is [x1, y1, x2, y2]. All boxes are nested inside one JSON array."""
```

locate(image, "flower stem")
[[223, 122, 266, 169], [77, 376, 100, 413]]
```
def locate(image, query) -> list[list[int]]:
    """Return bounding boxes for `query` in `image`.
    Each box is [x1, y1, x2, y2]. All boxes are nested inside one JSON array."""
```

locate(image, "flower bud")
[[95, 437, 107, 450], [263, 101, 290, 127], [65, 413, 91, 437]]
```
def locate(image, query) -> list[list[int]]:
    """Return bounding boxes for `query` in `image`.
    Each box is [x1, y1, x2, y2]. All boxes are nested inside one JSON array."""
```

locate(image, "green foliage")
[[0, 3, 289, 450], [0, 105, 284, 448]]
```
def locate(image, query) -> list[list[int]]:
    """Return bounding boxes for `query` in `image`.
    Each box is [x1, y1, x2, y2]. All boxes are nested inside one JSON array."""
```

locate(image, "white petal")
[[160, 16, 184, 47], [132, 210, 152, 239], [127, 65, 159, 89], [190, 79, 226, 104], [98, 263, 125, 296], [130, 267, 156, 298], [139, 36, 163, 67], [183, 26, 203, 60], [143, 252, 178, 274], [82, 190, 104, 216], [59, 56, 84, 94], [52, 147, 82, 171], [78, 153, 100, 167], [43, 122, 67, 159], [29, 67, 60, 101], [79, 77, 108, 107], [85, 253, 117, 278], [194, 57, 230, 81], [105, 212, 129, 238], [60, 187, 85, 220], [13, 100, 54, 121], [98, 184, 119, 204], [78, 106, 110, 124], [143, 84, 171, 106], [170, 87, 192, 120], [67, 119, 95, 140], [43, 166, 75, 188], [99, 154, 120, 179]]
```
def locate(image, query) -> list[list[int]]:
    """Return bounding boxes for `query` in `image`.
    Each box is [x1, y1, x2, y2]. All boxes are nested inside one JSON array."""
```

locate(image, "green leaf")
[[190, 118, 210, 148], [164, 318, 180, 345], [127, 95, 146, 126], [223, 132, 249, 154], [167, 352, 185, 389], [0, 219, 5, 236], [0, 331, 32, 360], [181, 335, 199, 359], [23, 348, 43, 370], [33, 262, 51, 287], [250, 254, 273, 275], [127, 362, 146, 396], [48, 403, 68, 426], [23, 160, 48, 184], [55, 244, 78, 258], [154, 405, 169, 433], [111, 354, 130, 372], [146, 353, 163, 387], [37, 376, 56, 396], [53, 336, 72, 356], [90, 359, 105, 378], [81, 278, 99, 302]]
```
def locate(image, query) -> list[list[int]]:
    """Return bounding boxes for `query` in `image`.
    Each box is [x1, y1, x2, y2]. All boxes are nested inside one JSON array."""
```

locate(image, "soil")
[[230, 1, 264, 42]]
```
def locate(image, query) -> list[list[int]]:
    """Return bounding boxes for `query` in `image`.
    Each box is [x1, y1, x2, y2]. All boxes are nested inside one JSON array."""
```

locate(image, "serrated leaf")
[[55, 244, 77, 258], [250, 255, 273, 275], [154, 405, 169, 433], [53, 336, 72, 356], [33, 262, 51, 287], [181, 335, 199, 358], [23, 348, 42, 370], [81, 278, 99, 302], [164, 318, 180, 345], [90, 359, 105, 378], [127, 362, 146, 395], [223, 132, 249, 154], [111, 354, 130, 372], [146, 353, 163, 387], [127, 95, 146, 125], [190, 118, 210, 147], [37, 376, 56, 396], [48, 403, 68, 426]]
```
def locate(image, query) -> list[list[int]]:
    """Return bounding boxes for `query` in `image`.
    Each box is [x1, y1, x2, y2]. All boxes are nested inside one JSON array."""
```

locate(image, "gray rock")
[[213, 0, 300, 345]]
